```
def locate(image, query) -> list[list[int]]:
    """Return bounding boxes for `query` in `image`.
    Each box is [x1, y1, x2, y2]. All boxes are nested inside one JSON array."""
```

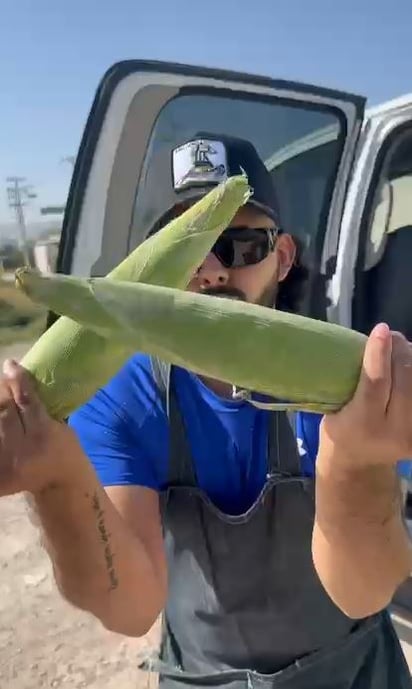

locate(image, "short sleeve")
[[397, 460, 412, 480], [68, 353, 169, 490], [295, 411, 322, 477], [295, 411, 412, 480]]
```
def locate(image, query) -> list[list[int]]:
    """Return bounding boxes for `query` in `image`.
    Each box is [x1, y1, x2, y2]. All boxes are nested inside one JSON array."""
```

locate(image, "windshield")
[[131, 91, 343, 272]]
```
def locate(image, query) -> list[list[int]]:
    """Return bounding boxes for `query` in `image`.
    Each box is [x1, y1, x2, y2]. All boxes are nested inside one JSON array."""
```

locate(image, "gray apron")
[[142, 358, 411, 688]]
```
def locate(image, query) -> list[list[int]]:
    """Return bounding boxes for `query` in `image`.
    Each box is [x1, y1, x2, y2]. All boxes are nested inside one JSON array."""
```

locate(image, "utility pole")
[[6, 177, 37, 266], [61, 155, 76, 168]]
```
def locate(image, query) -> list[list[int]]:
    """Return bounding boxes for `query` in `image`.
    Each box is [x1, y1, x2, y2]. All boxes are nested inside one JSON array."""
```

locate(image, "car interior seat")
[[358, 174, 412, 341]]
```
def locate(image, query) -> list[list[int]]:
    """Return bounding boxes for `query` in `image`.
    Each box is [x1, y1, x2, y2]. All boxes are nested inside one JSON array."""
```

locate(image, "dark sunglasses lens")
[[213, 230, 271, 268]]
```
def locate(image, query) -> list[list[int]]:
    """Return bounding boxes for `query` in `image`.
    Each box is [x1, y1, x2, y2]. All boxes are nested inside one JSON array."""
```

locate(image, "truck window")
[[353, 127, 412, 339], [130, 93, 343, 282], [269, 136, 340, 268]]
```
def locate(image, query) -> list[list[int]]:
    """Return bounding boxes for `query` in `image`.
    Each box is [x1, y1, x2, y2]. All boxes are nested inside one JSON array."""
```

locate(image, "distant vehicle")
[[33, 234, 60, 274]]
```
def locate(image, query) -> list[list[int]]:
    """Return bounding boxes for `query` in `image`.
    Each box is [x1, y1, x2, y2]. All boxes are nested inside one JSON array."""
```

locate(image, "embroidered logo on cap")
[[172, 139, 228, 191]]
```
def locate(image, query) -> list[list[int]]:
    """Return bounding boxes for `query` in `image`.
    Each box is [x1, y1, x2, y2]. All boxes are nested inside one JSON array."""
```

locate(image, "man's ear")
[[276, 233, 297, 282]]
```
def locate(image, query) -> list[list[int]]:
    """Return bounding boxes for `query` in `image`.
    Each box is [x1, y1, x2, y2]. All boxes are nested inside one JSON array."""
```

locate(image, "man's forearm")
[[28, 451, 166, 636], [313, 456, 412, 619]]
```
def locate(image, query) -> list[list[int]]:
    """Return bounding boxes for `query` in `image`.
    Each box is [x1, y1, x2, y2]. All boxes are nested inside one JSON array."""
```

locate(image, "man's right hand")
[[0, 359, 167, 635], [0, 358, 76, 497]]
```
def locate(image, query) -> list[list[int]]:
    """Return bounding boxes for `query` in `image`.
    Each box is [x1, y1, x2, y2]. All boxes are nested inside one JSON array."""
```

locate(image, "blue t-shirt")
[[68, 352, 412, 515]]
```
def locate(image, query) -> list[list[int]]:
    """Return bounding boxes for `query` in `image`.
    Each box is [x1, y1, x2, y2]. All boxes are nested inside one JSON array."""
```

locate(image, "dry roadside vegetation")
[[0, 275, 46, 346]]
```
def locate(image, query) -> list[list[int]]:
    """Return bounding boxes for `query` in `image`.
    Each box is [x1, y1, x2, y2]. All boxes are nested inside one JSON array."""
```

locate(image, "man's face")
[[185, 204, 296, 306]]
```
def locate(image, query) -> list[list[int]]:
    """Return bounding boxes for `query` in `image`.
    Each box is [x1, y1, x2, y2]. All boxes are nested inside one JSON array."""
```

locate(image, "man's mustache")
[[200, 287, 247, 301]]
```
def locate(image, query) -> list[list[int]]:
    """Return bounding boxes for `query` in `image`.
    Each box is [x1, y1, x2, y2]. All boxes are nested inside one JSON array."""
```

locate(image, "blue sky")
[[1, 0, 412, 237]]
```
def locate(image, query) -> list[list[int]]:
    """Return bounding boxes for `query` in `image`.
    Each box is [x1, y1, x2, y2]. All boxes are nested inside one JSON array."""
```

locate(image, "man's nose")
[[196, 252, 229, 289]]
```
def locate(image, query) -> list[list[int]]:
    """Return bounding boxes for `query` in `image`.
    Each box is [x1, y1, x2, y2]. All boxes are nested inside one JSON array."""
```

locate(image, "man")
[[1, 134, 412, 688]]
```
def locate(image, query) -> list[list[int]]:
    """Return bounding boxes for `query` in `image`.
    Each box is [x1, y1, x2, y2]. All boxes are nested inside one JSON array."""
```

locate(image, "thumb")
[[2, 359, 48, 428], [354, 322, 392, 414]]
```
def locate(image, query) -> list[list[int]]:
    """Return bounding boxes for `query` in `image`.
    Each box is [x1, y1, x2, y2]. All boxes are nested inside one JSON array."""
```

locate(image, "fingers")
[[386, 333, 412, 450], [389, 333, 412, 397], [354, 323, 392, 416], [0, 374, 24, 451], [2, 359, 46, 433]]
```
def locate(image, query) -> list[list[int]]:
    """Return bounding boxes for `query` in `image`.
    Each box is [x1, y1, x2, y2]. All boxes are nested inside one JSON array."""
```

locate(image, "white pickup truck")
[[56, 58, 412, 507]]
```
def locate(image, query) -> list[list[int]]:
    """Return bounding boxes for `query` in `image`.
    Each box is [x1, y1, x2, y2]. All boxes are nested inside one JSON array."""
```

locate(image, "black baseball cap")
[[141, 132, 281, 234]]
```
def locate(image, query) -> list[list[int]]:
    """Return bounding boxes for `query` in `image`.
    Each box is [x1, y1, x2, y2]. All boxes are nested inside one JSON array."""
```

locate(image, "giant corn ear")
[[16, 270, 367, 413], [18, 176, 250, 419]]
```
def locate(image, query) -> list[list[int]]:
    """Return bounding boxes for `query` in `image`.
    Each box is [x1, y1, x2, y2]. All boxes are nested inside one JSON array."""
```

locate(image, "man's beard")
[[200, 283, 278, 308]]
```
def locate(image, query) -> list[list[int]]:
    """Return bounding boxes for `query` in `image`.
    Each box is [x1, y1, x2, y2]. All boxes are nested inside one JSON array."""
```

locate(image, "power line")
[[6, 176, 37, 266], [60, 155, 76, 167]]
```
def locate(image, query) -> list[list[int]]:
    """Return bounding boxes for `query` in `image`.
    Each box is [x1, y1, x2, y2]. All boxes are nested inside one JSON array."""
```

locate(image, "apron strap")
[[150, 356, 197, 487], [267, 411, 302, 476], [150, 356, 301, 482], [150, 355, 171, 416]]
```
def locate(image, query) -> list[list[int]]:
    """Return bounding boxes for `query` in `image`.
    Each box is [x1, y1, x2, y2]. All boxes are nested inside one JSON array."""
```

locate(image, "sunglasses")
[[211, 227, 278, 269]]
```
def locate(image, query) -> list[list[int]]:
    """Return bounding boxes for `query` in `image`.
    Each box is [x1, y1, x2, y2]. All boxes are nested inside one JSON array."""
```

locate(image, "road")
[[0, 342, 411, 685], [0, 493, 160, 689]]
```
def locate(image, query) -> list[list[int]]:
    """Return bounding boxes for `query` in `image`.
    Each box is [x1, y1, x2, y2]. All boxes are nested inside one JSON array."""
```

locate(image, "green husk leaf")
[[18, 175, 250, 419], [16, 269, 367, 414]]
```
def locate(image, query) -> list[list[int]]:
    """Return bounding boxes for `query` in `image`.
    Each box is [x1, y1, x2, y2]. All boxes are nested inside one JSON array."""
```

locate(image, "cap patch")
[[172, 139, 228, 191]]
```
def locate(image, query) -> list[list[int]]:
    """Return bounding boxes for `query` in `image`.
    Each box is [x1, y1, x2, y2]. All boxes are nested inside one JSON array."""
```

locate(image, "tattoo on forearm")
[[92, 492, 119, 591]]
